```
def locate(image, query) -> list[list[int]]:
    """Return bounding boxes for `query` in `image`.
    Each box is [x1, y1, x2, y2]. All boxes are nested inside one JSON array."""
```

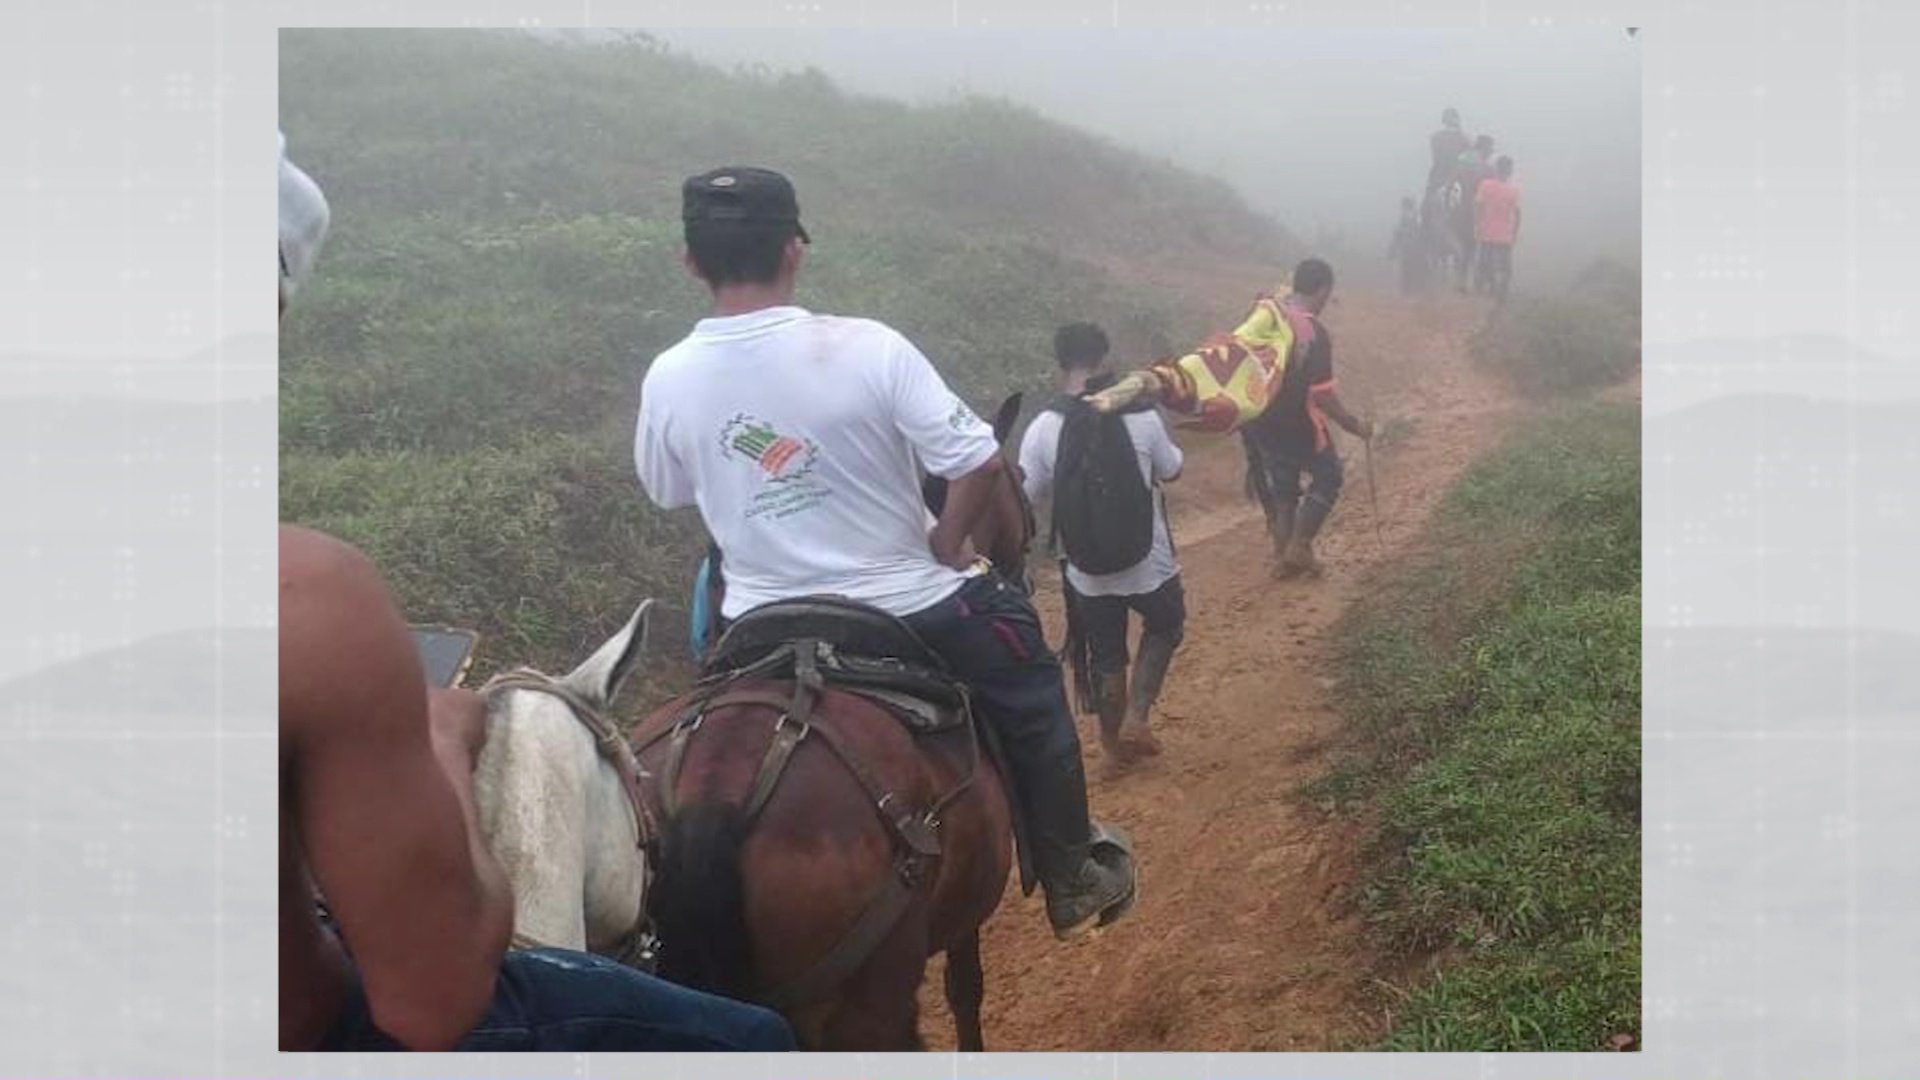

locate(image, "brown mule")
[[631, 660, 1014, 1050]]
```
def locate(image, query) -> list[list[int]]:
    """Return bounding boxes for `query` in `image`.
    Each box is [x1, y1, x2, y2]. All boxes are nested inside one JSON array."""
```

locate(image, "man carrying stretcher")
[[1088, 258, 1373, 577]]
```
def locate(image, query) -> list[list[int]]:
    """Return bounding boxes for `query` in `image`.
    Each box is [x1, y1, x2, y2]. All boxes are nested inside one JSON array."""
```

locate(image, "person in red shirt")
[[1473, 155, 1522, 301]]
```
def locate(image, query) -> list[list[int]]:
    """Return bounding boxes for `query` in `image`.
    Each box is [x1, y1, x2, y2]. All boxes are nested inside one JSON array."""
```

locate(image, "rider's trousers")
[[904, 572, 1094, 889]]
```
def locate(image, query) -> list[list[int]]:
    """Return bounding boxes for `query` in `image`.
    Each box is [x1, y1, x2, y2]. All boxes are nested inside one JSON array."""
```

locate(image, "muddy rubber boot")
[[1045, 822, 1138, 940], [1280, 494, 1333, 578], [1120, 630, 1177, 756], [1267, 497, 1298, 577], [1094, 672, 1131, 779]]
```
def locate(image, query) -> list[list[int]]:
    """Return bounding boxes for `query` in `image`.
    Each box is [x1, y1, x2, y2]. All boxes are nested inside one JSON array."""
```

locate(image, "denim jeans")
[[903, 573, 1093, 885], [318, 947, 796, 1052]]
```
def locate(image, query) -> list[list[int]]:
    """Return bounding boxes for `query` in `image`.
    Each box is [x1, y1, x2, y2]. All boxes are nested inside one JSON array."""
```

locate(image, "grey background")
[[2, 0, 1915, 1076]]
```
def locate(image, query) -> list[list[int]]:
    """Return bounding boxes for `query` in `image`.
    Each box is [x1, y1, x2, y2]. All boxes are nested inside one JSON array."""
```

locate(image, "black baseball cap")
[[681, 166, 810, 243]]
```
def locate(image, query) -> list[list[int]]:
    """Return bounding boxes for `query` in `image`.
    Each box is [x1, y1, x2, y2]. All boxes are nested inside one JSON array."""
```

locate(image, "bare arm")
[[1311, 386, 1373, 441], [281, 528, 512, 1051], [929, 454, 1006, 568]]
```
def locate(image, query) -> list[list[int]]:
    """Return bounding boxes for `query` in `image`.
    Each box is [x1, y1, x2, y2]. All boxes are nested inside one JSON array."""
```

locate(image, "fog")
[[644, 28, 1640, 290]]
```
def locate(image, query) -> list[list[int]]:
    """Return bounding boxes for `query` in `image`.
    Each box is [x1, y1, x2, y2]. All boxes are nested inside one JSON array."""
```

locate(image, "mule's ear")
[[562, 599, 654, 710], [991, 392, 1023, 445]]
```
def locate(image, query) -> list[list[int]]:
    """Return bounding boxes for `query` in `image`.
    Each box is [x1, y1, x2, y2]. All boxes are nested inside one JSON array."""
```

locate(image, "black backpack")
[[1048, 393, 1155, 576]]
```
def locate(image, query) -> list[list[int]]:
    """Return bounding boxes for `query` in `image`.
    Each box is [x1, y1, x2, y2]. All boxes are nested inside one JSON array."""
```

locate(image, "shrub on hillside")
[[1473, 294, 1638, 399], [1571, 257, 1641, 327]]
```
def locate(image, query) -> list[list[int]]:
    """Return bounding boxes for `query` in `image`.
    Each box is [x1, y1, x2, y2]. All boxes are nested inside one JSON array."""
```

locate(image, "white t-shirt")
[[1018, 402, 1183, 598], [635, 306, 998, 619]]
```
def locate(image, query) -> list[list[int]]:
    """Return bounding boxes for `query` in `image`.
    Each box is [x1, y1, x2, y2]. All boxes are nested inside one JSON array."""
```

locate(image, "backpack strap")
[[1042, 394, 1085, 557]]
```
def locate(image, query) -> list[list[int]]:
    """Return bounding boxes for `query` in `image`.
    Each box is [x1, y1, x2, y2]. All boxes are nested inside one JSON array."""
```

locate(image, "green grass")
[[279, 29, 1293, 677], [1318, 401, 1641, 1051], [1471, 258, 1641, 399]]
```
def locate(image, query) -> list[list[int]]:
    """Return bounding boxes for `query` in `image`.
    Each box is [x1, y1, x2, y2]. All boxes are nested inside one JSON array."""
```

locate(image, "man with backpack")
[[1243, 259, 1374, 579], [1018, 323, 1185, 779]]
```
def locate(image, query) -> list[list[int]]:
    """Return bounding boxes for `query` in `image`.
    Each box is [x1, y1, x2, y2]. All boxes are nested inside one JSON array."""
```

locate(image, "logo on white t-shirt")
[[721, 413, 832, 520], [947, 398, 986, 433]]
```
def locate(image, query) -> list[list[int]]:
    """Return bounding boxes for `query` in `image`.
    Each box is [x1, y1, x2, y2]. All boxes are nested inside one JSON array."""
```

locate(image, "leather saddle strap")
[[742, 718, 806, 828], [730, 644, 828, 828], [658, 715, 696, 819], [806, 715, 942, 860], [641, 685, 797, 820], [757, 865, 916, 1012], [668, 675, 940, 860]]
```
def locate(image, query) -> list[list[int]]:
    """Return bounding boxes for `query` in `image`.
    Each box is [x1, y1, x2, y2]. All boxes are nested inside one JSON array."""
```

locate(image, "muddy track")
[[919, 289, 1521, 1051]]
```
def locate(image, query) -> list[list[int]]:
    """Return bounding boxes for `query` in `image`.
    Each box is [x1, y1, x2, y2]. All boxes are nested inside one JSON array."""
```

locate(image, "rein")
[[480, 667, 658, 968]]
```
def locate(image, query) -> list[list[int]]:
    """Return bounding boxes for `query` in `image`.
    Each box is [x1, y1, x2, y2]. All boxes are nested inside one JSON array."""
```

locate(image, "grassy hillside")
[[279, 29, 1298, 682], [1318, 276, 1641, 1049], [1320, 402, 1641, 1051]]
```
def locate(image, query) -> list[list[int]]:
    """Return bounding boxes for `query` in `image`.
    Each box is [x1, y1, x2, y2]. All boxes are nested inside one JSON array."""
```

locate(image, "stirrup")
[[1084, 823, 1140, 935], [1045, 822, 1138, 940]]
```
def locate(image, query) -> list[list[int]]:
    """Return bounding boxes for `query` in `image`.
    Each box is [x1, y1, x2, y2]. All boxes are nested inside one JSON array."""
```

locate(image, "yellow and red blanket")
[[1145, 293, 1316, 433]]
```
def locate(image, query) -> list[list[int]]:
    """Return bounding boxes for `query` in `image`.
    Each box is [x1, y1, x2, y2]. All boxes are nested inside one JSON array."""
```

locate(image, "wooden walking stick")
[[1363, 432, 1386, 549]]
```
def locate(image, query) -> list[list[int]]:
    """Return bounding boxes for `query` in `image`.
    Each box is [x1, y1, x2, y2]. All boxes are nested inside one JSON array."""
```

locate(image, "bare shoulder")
[[281, 523, 381, 583], [280, 526, 390, 649], [279, 526, 421, 741]]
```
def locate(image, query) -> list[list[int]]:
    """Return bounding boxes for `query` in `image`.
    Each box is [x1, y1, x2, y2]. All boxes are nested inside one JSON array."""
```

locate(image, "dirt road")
[[921, 288, 1520, 1051]]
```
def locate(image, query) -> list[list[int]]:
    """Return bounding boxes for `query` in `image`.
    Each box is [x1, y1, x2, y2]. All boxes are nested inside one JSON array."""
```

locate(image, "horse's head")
[[476, 600, 655, 957]]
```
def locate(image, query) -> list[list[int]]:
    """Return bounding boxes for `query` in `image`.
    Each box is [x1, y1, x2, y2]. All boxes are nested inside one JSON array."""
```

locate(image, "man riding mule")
[[1427, 106, 1470, 199], [276, 132, 792, 1053], [634, 167, 1137, 944]]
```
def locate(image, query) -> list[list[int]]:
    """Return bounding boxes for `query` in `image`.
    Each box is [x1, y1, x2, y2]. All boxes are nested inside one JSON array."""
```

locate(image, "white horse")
[[471, 600, 657, 961]]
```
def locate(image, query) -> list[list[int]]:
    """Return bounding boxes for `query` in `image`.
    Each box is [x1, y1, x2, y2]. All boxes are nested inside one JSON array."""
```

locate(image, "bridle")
[[478, 667, 659, 969]]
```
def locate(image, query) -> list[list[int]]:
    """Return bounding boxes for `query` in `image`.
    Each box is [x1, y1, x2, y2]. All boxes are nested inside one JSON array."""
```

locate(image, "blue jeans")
[[903, 573, 1092, 887], [319, 948, 796, 1051]]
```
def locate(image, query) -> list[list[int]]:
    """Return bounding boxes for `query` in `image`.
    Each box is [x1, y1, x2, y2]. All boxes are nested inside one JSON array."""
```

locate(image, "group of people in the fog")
[[278, 94, 1385, 1042], [1390, 106, 1524, 299], [280, 141, 1155, 1052]]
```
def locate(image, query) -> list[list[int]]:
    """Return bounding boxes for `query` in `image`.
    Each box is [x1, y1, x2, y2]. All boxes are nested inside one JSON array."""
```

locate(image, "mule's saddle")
[[688, 596, 1027, 864], [634, 595, 1031, 1011], [700, 596, 969, 733]]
